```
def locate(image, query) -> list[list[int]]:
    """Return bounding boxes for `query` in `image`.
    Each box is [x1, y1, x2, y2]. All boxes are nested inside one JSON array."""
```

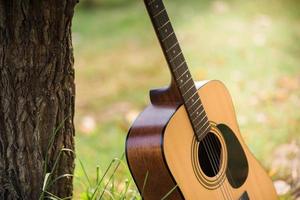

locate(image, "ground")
[[71, 0, 300, 199]]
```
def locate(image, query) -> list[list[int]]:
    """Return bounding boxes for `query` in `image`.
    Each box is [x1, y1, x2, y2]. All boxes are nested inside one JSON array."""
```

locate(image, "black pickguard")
[[217, 124, 249, 188]]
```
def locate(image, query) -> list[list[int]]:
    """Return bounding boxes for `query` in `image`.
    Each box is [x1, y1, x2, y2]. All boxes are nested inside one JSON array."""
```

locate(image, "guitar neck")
[[144, 0, 210, 141]]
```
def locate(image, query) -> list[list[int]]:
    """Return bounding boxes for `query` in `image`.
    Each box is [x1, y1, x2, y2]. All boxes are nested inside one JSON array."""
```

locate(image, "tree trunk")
[[0, 0, 77, 199]]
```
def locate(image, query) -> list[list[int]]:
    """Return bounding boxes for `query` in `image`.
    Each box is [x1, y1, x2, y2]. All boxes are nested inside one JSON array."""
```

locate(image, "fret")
[[182, 85, 195, 97], [158, 22, 174, 40], [171, 54, 186, 75], [188, 102, 201, 116], [194, 115, 208, 129], [166, 41, 178, 52], [183, 90, 198, 106], [174, 68, 188, 82], [193, 115, 203, 124], [166, 43, 181, 60], [186, 91, 198, 100], [152, 10, 169, 29], [179, 77, 193, 91], [177, 69, 191, 81], [190, 103, 203, 116], [192, 106, 205, 119], [162, 32, 175, 43], [173, 60, 185, 72], [153, 8, 165, 18], [202, 124, 211, 134], [201, 122, 211, 133], [185, 95, 199, 109], [188, 97, 202, 112], [193, 118, 202, 129], [157, 20, 169, 31], [198, 116, 209, 130], [176, 69, 189, 81], [178, 75, 193, 90], [192, 107, 205, 122], [196, 122, 211, 139], [162, 31, 177, 50], [170, 44, 181, 55], [185, 99, 201, 116], [180, 86, 195, 102], [180, 77, 192, 89], [148, 0, 164, 16], [185, 92, 198, 104], [169, 51, 182, 63], [170, 51, 185, 66]]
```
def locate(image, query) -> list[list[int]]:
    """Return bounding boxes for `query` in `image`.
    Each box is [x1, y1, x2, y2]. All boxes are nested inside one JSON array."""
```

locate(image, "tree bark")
[[0, 0, 77, 199]]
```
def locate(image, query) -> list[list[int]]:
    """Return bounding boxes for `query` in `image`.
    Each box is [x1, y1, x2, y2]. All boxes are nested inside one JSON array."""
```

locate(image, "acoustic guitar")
[[126, 0, 278, 199]]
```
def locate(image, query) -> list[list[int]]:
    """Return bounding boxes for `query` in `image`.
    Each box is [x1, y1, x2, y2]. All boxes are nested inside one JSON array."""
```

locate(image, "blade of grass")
[[44, 196, 60, 200], [44, 191, 65, 200], [141, 171, 149, 196], [161, 185, 178, 200], [111, 176, 115, 198], [90, 158, 117, 199], [98, 153, 125, 200], [61, 196, 73, 200], [101, 189, 115, 200], [119, 179, 130, 200], [43, 116, 70, 175], [48, 174, 74, 188], [40, 173, 51, 200], [78, 158, 92, 187], [96, 165, 101, 184], [50, 148, 74, 176], [42, 173, 51, 191]]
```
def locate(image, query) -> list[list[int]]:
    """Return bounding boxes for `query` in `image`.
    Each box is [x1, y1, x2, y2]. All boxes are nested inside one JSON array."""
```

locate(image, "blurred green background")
[[72, 0, 300, 199]]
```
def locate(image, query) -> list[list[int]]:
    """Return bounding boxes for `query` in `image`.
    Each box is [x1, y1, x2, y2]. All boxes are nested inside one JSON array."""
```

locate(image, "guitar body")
[[126, 80, 277, 199]]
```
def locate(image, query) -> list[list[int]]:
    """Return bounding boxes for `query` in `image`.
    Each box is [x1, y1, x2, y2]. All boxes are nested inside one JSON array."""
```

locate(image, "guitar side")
[[126, 84, 184, 199]]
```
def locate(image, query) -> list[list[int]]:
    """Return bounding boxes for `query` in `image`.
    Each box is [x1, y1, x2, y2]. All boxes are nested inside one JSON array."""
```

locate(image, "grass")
[[75, 154, 141, 200], [72, 0, 300, 199]]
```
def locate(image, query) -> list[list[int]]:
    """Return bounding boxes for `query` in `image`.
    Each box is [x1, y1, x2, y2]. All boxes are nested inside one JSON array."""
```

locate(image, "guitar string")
[[202, 137, 231, 199], [180, 89, 238, 199], [188, 102, 234, 199], [205, 129, 235, 199], [201, 138, 229, 199], [185, 96, 232, 199], [185, 95, 244, 196], [183, 88, 236, 199], [210, 128, 248, 199], [193, 122, 231, 200], [207, 124, 260, 200], [185, 75, 245, 198], [184, 96, 235, 199], [209, 131, 237, 198], [201, 132, 234, 200], [205, 114, 264, 199]]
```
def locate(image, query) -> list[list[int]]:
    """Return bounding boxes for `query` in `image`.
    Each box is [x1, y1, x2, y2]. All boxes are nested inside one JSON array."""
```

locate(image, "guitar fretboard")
[[144, 0, 210, 141]]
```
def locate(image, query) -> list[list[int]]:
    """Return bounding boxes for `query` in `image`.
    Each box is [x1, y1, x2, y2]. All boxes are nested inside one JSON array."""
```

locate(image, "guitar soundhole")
[[198, 132, 222, 177]]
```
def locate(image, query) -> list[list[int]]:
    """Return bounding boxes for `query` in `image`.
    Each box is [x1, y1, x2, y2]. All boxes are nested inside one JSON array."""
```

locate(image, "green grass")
[[72, 0, 300, 198]]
